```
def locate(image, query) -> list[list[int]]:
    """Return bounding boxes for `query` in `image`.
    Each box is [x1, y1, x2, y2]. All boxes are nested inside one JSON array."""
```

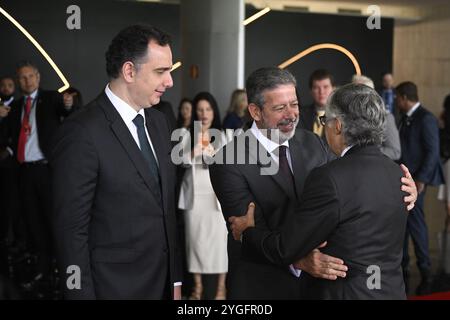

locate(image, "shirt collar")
[[105, 84, 145, 126], [340, 145, 354, 157], [250, 121, 289, 153], [406, 102, 421, 117], [26, 89, 38, 100]]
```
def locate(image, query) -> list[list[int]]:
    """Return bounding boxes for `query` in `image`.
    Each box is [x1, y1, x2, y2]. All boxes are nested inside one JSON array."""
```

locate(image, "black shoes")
[[415, 270, 433, 296]]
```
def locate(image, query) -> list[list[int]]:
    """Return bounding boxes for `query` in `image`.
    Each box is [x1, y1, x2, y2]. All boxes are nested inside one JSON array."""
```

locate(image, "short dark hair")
[[16, 61, 39, 73], [0, 75, 14, 82], [395, 81, 419, 102], [105, 24, 171, 79], [308, 69, 334, 89], [246, 67, 296, 108]]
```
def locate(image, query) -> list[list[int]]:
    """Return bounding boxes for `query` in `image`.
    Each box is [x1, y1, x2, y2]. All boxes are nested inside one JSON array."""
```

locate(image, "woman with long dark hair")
[[176, 98, 192, 129], [178, 92, 228, 300]]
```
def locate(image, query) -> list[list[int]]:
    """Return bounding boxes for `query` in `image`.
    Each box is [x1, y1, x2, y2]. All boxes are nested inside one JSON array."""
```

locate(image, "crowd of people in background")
[[0, 48, 449, 299]]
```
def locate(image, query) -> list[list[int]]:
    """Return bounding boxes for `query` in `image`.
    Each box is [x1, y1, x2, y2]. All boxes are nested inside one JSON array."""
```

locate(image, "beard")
[[260, 115, 299, 144]]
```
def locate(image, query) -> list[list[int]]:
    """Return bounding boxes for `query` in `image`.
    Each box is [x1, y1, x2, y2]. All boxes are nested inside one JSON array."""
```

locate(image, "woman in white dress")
[[178, 92, 228, 299]]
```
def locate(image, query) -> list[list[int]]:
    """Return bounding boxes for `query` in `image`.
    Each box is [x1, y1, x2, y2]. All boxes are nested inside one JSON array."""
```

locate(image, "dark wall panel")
[[245, 8, 393, 106], [0, 0, 181, 107], [0, 1, 392, 112]]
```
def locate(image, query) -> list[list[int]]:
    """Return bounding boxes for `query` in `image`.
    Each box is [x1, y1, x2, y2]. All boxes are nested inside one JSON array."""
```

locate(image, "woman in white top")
[[178, 92, 228, 299]]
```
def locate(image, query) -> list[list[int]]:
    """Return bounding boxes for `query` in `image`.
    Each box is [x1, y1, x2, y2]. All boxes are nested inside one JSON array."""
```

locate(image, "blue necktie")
[[133, 114, 162, 207]]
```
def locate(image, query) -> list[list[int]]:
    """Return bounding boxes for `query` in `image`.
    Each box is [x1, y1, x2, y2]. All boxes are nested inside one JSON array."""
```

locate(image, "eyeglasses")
[[319, 115, 334, 126]]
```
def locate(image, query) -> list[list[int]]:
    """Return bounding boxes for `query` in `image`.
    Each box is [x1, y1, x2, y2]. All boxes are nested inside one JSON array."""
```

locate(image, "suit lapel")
[[289, 134, 309, 199], [145, 109, 169, 215], [35, 90, 45, 134], [99, 94, 161, 206]]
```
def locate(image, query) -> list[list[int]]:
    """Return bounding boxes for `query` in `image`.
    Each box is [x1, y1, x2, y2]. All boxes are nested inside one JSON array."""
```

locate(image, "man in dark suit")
[[396, 81, 444, 295], [153, 100, 177, 133], [230, 83, 412, 299], [51, 25, 181, 299], [0, 76, 16, 247], [210, 67, 346, 299], [0, 63, 74, 287], [210, 67, 416, 299], [298, 69, 335, 141]]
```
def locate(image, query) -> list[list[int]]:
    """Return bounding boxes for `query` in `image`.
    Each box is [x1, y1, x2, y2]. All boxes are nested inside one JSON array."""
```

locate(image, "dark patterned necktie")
[[133, 114, 162, 207], [278, 145, 296, 192]]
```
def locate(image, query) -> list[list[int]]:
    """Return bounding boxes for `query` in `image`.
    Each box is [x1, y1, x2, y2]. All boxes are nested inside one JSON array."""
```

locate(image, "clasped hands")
[[228, 203, 348, 280]]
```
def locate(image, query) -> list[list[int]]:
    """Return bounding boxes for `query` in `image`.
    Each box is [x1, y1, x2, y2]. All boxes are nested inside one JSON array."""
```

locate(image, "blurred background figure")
[[380, 72, 395, 114], [0, 76, 16, 108], [0, 61, 75, 297], [298, 69, 335, 141], [61, 87, 83, 109], [61, 87, 83, 122], [222, 89, 247, 130], [352, 74, 401, 160], [176, 98, 192, 129], [437, 94, 450, 276], [396, 81, 444, 295], [178, 92, 228, 300]]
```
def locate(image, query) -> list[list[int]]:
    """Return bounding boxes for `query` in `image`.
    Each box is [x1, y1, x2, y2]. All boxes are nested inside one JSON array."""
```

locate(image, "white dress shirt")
[[341, 145, 354, 157], [250, 121, 293, 171], [3, 96, 14, 106], [105, 85, 158, 165], [407, 101, 421, 117]]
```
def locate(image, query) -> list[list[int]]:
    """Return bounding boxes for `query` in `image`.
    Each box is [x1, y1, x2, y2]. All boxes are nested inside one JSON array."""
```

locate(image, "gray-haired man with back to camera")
[[210, 68, 417, 299], [230, 83, 413, 299]]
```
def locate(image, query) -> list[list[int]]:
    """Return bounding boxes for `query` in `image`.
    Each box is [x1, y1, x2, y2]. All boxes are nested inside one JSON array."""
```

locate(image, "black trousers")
[[0, 162, 23, 247], [18, 162, 53, 276]]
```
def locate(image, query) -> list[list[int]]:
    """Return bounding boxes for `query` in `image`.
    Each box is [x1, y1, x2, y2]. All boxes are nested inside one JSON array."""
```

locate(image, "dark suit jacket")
[[153, 100, 176, 133], [243, 145, 407, 300], [50, 92, 181, 299], [398, 105, 444, 186], [209, 128, 334, 299], [298, 103, 327, 142], [0, 89, 70, 160]]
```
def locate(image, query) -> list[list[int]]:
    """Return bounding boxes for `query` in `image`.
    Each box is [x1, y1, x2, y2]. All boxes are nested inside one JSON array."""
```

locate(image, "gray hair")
[[246, 67, 297, 108], [351, 74, 375, 89], [326, 83, 386, 146]]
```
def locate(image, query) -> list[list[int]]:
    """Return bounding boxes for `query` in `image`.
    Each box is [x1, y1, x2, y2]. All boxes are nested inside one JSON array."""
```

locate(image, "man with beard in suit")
[[210, 68, 417, 299], [229, 83, 414, 299]]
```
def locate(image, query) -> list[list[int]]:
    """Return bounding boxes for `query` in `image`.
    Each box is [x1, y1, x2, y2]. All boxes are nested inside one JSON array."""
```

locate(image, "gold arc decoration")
[[243, 7, 271, 26], [171, 61, 182, 72], [0, 6, 70, 93], [278, 43, 361, 76]]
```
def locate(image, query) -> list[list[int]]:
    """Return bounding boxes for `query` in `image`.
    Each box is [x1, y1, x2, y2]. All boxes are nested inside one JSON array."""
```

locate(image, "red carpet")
[[408, 291, 450, 300]]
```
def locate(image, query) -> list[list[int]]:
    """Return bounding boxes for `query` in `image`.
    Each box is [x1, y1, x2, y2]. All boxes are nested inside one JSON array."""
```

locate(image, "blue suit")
[[398, 105, 444, 273]]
